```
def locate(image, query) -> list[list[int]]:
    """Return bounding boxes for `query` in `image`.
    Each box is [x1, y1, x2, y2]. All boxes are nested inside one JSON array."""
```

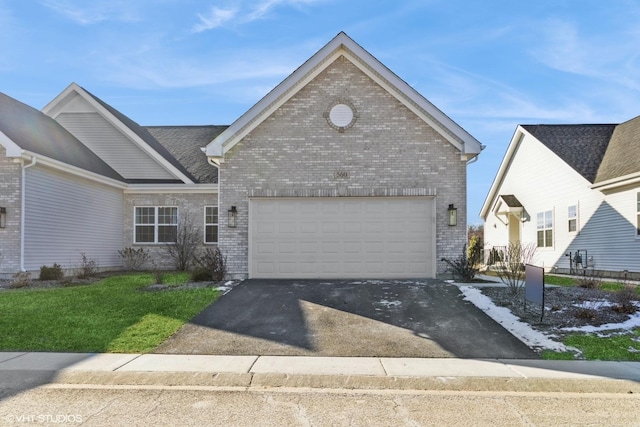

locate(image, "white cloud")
[[192, 0, 325, 32], [41, 0, 140, 25], [192, 6, 238, 33], [530, 17, 640, 91]]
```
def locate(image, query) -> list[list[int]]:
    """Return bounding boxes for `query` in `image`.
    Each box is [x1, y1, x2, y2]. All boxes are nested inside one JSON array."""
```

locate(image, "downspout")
[[20, 156, 37, 271]]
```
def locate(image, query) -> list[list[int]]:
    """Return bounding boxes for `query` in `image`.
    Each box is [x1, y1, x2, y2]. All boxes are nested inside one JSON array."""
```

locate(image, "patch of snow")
[[561, 311, 640, 333], [375, 299, 402, 308], [458, 285, 570, 352], [572, 299, 615, 309]]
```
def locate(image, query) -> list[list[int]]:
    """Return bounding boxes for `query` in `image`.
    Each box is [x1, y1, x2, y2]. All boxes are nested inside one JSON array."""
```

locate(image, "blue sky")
[[2, 1, 640, 225]]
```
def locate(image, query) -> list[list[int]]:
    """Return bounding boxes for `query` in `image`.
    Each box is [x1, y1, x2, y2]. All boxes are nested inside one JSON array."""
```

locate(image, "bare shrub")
[[494, 241, 537, 295], [39, 263, 64, 281], [574, 300, 606, 321], [78, 253, 98, 278], [9, 271, 31, 288], [441, 244, 479, 282], [194, 247, 227, 282], [118, 247, 150, 271], [613, 283, 638, 314], [166, 216, 201, 271], [150, 260, 164, 285], [576, 269, 602, 289]]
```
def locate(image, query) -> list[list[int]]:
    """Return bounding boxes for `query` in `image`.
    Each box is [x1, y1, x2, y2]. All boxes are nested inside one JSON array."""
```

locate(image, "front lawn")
[[0, 272, 220, 353]]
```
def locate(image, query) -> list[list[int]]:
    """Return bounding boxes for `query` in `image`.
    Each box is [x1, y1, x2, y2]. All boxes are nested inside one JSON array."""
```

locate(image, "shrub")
[[190, 268, 212, 282], [118, 247, 150, 271], [166, 216, 201, 271], [441, 244, 478, 282], [195, 247, 227, 282], [78, 253, 98, 278], [494, 241, 537, 295], [10, 271, 31, 288], [612, 283, 638, 314], [39, 263, 64, 281], [576, 270, 602, 289], [150, 260, 163, 285]]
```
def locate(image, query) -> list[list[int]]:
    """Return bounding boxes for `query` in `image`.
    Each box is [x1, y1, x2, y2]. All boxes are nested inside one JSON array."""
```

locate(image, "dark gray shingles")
[[82, 89, 199, 183], [145, 126, 226, 184], [0, 92, 124, 181], [500, 195, 522, 208], [594, 115, 640, 183], [521, 124, 616, 184]]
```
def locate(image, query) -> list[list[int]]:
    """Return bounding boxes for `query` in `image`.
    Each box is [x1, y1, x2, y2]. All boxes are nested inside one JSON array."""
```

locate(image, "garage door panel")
[[250, 197, 434, 279]]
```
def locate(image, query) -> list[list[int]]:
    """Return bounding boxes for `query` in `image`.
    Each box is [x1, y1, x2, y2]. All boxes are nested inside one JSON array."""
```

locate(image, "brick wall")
[[123, 192, 219, 270], [219, 57, 467, 278], [0, 146, 22, 276]]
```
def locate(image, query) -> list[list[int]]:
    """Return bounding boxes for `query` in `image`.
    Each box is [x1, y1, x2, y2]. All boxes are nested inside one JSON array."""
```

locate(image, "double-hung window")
[[135, 207, 178, 243], [204, 206, 218, 244], [568, 205, 577, 232], [536, 210, 553, 247]]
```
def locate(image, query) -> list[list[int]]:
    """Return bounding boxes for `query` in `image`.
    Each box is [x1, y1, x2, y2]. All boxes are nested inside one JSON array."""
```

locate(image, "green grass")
[[542, 329, 640, 361], [543, 275, 576, 287], [0, 272, 219, 353]]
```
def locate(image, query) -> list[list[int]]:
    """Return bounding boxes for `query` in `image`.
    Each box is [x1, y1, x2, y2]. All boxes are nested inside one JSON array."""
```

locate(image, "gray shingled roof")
[[594, 115, 640, 184], [145, 126, 226, 184], [0, 92, 125, 182], [500, 194, 522, 208], [521, 124, 616, 184], [83, 89, 199, 183]]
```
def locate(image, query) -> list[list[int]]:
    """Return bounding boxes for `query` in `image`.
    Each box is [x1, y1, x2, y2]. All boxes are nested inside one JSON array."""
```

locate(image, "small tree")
[[166, 216, 201, 271], [494, 241, 537, 295]]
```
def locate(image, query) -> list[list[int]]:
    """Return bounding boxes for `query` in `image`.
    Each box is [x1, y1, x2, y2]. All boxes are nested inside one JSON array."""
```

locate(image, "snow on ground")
[[458, 285, 570, 353], [561, 308, 640, 333]]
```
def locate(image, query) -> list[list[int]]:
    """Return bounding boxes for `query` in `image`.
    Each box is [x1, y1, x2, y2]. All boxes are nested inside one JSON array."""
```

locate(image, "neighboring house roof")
[[594, 115, 640, 184], [81, 88, 199, 183], [206, 31, 483, 161], [521, 124, 615, 184], [146, 126, 227, 183], [0, 92, 125, 182]]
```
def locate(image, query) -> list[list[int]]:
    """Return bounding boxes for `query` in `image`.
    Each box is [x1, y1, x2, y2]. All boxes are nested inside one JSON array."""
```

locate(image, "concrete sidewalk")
[[2, 352, 640, 382]]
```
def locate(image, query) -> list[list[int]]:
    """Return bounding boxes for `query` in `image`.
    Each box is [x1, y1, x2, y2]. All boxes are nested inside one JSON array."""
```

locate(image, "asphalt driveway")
[[154, 279, 538, 359]]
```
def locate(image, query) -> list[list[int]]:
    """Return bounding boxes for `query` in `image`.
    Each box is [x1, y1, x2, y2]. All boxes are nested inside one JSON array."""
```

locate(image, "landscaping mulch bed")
[[480, 285, 638, 339]]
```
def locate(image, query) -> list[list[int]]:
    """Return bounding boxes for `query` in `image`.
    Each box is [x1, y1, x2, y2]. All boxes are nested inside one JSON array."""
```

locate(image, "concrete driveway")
[[154, 279, 538, 359]]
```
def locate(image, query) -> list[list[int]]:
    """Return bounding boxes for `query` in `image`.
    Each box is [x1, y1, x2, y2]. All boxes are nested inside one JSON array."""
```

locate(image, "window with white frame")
[[204, 206, 218, 243], [135, 207, 178, 243], [536, 210, 553, 247], [568, 205, 577, 232]]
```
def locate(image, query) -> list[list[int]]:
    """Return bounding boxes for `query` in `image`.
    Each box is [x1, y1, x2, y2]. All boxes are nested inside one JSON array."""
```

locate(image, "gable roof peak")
[[205, 33, 482, 161]]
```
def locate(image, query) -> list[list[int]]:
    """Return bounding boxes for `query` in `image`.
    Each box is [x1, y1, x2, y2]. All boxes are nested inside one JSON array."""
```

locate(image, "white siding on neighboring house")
[[568, 188, 640, 272], [23, 165, 124, 271], [484, 132, 604, 270], [56, 112, 176, 180]]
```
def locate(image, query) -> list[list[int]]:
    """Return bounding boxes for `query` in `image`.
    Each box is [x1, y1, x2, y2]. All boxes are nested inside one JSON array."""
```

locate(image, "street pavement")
[[1, 353, 640, 426]]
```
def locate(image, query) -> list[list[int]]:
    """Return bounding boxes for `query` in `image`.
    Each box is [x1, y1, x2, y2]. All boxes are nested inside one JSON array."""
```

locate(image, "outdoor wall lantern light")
[[0, 207, 6, 228], [228, 206, 237, 228], [448, 204, 457, 226]]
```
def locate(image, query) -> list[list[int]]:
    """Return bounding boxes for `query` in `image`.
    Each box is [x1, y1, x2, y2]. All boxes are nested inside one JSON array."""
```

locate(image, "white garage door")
[[249, 197, 435, 279]]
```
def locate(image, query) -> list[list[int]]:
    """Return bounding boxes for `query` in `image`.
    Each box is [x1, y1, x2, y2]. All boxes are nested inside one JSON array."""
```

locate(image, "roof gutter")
[[20, 156, 36, 272]]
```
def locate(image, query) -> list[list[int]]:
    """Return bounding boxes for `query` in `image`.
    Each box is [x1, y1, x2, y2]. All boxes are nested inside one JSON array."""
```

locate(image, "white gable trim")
[[480, 126, 526, 219], [0, 130, 23, 157], [20, 151, 128, 189], [205, 32, 482, 161], [591, 171, 640, 192], [42, 83, 194, 184]]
